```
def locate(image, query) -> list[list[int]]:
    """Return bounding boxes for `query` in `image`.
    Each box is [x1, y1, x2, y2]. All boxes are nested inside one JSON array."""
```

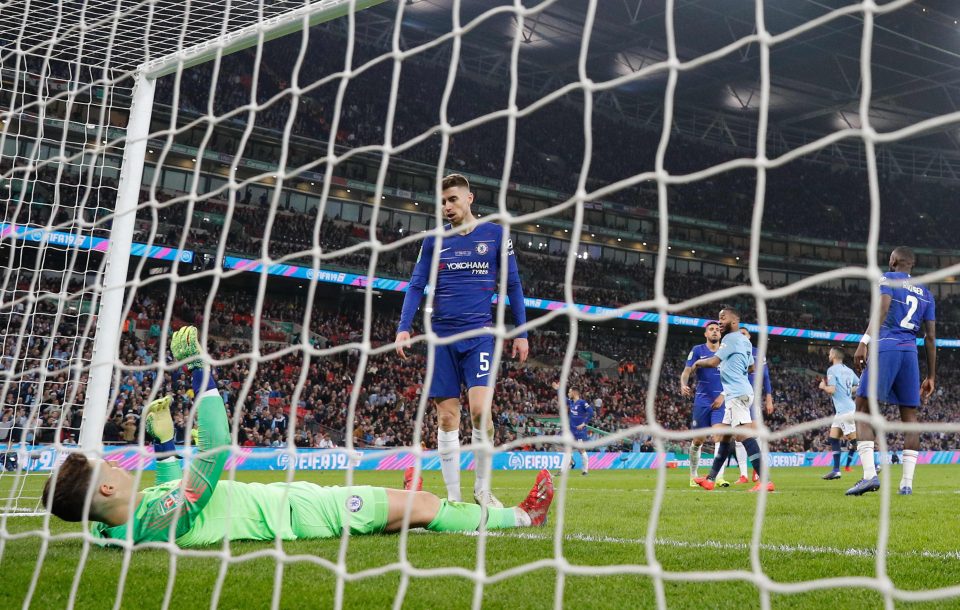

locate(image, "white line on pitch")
[[411, 530, 960, 561]]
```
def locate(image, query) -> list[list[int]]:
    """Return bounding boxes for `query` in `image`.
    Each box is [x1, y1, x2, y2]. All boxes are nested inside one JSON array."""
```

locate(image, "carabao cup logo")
[[277, 454, 290, 470], [508, 453, 523, 470]]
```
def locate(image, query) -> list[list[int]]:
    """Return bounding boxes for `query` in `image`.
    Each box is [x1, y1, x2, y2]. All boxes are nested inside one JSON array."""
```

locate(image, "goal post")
[[78, 73, 154, 455]]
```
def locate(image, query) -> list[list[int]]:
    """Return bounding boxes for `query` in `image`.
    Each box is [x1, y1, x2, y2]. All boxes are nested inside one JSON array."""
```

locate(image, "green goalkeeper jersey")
[[91, 391, 294, 546]]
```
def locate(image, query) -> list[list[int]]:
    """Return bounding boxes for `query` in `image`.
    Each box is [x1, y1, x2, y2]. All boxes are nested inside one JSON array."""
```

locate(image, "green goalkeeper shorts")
[[287, 483, 388, 539]]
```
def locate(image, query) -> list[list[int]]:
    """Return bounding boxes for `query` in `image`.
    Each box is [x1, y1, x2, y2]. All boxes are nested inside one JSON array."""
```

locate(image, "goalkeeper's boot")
[[403, 466, 423, 492], [845, 475, 880, 496], [898, 486, 913, 496], [715, 477, 731, 488], [518, 469, 554, 527], [734, 475, 749, 485], [474, 488, 504, 509], [822, 470, 842, 480], [749, 482, 775, 492], [694, 477, 715, 491], [171, 325, 204, 369]]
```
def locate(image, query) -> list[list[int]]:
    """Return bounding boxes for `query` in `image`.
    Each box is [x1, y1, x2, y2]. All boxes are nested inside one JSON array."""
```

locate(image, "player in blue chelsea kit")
[[396, 174, 529, 509], [846, 247, 936, 497], [559, 387, 593, 476], [680, 321, 735, 487], [819, 347, 859, 480]]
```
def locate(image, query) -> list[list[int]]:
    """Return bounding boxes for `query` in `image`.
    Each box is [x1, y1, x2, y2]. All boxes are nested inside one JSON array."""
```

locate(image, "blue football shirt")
[[878, 271, 935, 352], [685, 344, 723, 407], [398, 223, 527, 338], [568, 399, 593, 428]]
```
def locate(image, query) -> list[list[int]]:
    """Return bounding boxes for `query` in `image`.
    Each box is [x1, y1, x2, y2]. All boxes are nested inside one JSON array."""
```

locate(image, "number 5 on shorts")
[[479, 352, 490, 372]]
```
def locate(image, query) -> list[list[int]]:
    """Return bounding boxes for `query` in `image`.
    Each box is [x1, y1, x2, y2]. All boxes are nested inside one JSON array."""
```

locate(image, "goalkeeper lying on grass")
[[42, 326, 554, 547]]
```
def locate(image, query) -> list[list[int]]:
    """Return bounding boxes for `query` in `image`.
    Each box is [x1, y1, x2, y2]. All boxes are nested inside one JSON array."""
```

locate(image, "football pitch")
[[2, 466, 960, 609]]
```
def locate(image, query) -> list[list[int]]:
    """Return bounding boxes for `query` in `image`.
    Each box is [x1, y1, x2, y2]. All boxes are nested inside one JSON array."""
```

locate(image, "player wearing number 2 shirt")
[[395, 174, 529, 509], [846, 247, 936, 497]]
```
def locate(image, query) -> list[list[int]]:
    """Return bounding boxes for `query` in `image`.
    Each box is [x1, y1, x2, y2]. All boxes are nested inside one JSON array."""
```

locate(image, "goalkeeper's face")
[[441, 185, 474, 227]]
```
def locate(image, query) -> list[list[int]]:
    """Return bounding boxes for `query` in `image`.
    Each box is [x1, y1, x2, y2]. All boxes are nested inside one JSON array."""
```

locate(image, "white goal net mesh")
[[2, 0, 960, 607]]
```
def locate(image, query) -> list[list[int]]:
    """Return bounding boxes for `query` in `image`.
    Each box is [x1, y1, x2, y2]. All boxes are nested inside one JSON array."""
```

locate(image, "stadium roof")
[[352, 0, 960, 155]]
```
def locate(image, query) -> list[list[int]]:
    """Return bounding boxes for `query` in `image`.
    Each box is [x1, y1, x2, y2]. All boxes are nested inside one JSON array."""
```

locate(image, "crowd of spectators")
[[1, 280, 957, 461]]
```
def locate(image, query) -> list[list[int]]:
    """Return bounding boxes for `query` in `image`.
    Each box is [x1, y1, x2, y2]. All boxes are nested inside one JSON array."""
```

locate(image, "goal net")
[[3, 0, 960, 607]]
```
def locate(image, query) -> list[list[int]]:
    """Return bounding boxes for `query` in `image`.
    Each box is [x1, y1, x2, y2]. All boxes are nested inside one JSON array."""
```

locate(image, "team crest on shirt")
[[158, 489, 185, 515], [346, 495, 364, 512], [475, 242, 489, 255]]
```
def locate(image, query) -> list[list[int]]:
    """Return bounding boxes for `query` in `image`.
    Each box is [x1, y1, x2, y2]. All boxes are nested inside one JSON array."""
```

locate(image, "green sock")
[[426, 500, 518, 532]]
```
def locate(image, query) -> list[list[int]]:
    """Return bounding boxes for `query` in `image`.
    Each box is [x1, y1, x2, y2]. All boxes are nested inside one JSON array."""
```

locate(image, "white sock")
[[858, 441, 877, 479], [690, 444, 701, 478], [472, 428, 492, 494], [901, 449, 919, 489], [714, 442, 727, 480], [438, 429, 461, 501], [735, 441, 749, 478], [580, 450, 589, 473]]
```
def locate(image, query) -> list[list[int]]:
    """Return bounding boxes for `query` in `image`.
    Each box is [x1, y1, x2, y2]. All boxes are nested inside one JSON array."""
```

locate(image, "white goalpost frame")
[[78, 72, 154, 455]]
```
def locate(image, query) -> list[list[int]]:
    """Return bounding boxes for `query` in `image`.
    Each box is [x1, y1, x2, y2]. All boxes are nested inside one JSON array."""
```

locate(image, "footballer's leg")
[[844, 437, 857, 472], [710, 404, 731, 487], [845, 352, 896, 496], [695, 433, 732, 491], [898, 406, 919, 495], [467, 384, 501, 508], [435, 398, 463, 502], [892, 350, 922, 495], [734, 441, 749, 484], [824, 426, 843, 480], [464, 336, 500, 508], [689, 437, 704, 486], [432, 342, 466, 502], [385, 470, 554, 532]]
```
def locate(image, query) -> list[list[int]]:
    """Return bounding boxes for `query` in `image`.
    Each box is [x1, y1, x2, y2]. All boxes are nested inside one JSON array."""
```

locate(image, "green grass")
[[2, 466, 960, 609]]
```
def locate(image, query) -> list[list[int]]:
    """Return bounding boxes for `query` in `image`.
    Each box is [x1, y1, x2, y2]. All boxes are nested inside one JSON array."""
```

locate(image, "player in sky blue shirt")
[[680, 321, 735, 486], [560, 387, 593, 476], [395, 174, 530, 509], [819, 347, 860, 480], [847, 247, 936, 497], [691, 307, 774, 492]]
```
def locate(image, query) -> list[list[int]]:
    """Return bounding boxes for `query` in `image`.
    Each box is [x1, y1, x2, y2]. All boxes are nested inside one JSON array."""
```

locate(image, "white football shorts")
[[722, 394, 754, 427], [831, 413, 856, 436]]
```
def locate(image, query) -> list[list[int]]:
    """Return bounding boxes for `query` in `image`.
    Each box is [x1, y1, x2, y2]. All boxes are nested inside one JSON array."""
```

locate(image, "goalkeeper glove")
[[143, 395, 176, 456], [171, 325, 203, 370]]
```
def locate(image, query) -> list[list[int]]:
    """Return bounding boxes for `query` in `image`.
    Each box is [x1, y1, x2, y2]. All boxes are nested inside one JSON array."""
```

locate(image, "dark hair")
[[705, 320, 720, 328], [42, 453, 95, 522], [569, 386, 581, 395], [830, 347, 846, 361], [719, 306, 740, 319], [891, 246, 915, 264], [441, 173, 470, 191]]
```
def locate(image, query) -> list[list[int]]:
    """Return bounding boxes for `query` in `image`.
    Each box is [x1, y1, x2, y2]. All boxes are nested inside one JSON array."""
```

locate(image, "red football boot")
[[518, 469, 555, 527], [403, 466, 423, 491]]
